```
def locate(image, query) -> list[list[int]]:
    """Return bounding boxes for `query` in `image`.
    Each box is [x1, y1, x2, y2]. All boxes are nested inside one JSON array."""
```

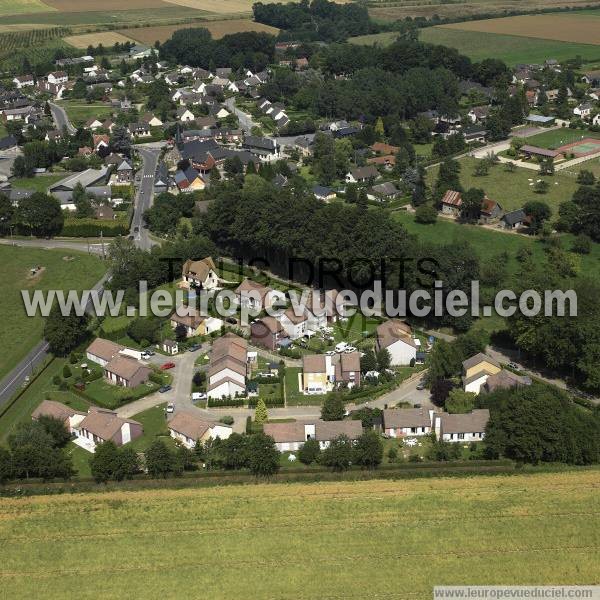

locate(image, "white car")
[[325, 350, 336, 356], [166, 403, 175, 413], [335, 342, 348, 352], [344, 346, 357, 353]]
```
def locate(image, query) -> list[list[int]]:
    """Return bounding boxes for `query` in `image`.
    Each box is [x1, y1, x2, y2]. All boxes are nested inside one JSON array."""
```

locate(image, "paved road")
[[132, 146, 161, 251], [49, 101, 76, 135], [225, 97, 255, 133]]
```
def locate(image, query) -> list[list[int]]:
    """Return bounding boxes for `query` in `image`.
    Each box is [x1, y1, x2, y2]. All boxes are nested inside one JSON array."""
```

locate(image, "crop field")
[[64, 30, 136, 48], [367, 0, 600, 22], [417, 27, 600, 65], [0, 0, 54, 17], [440, 13, 600, 45], [122, 18, 279, 44], [1, 471, 599, 598], [164, 0, 348, 13], [43, 0, 170, 11], [0, 26, 69, 61], [0, 246, 106, 382]]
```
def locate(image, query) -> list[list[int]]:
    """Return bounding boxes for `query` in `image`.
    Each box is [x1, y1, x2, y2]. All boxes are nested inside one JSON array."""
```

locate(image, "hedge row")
[[248, 398, 284, 407], [207, 398, 246, 408], [61, 219, 129, 237]]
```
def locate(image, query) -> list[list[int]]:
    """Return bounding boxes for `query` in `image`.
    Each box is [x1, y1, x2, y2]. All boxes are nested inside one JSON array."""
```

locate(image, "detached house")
[[32, 400, 86, 434], [168, 412, 232, 449], [383, 408, 432, 438], [376, 320, 419, 366], [181, 256, 219, 289], [86, 338, 125, 367], [345, 165, 379, 184], [104, 356, 152, 388], [251, 317, 287, 351], [574, 102, 593, 119], [177, 107, 195, 122], [207, 333, 249, 400], [170, 306, 223, 338], [440, 189, 462, 216], [13, 75, 34, 89], [47, 71, 68, 85], [462, 353, 501, 394], [264, 420, 363, 452], [75, 407, 143, 452], [433, 409, 490, 442], [235, 279, 285, 312], [116, 159, 133, 182]]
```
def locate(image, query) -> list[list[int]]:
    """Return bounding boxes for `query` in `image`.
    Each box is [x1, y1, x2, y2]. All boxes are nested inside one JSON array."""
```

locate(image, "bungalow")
[[345, 165, 379, 184], [168, 412, 232, 449], [383, 408, 432, 438], [181, 256, 219, 289], [251, 316, 286, 351], [375, 320, 418, 366], [75, 407, 143, 452], [170, 306, 223, 338], [207, 333, 248, 400], [263, 419, 363, 452], [368, 181, 400, 202], [86, 337, 125, 367], [501, 208, 527, 230], [313, 185, 336, 202], [462, 353, 501, 394], [104, 356, 152, 388], [433, 409, 490, 443], [32, 400, 86, 434], [440, 189, 462, 216]]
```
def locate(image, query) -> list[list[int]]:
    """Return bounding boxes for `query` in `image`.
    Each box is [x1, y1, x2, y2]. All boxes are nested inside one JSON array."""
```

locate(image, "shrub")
[[62, 365, 72, 379], [298, 438, 321, 465], [219, 415, 234, 426], [52, 375, 61, 386]]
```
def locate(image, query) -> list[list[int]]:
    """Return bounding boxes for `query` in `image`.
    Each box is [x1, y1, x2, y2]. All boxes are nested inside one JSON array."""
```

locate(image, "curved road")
[[49, 101, 76, 135]]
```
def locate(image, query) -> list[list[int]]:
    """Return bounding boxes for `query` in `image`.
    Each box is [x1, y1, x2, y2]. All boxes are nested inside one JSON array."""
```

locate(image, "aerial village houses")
[[104, 355, 152, 388], [235, 279, 285, 312], [168, 412, 232, 449], [251, 316, 287, 351], [32, 400, 86, 434], [169, 306, 223, 338]]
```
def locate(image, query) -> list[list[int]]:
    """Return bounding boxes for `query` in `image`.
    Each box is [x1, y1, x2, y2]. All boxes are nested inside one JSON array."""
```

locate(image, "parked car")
[[161, 362, 175, 370], [160, 385, 172, 393], [144, 349, 155, 356], [325, 350, 336, 356], [416, 381, 426, 391], [191, 392, 207, 402], [508, 362, 521, 370], [188, 344, 201, 352], [166, 402, 174, 412]]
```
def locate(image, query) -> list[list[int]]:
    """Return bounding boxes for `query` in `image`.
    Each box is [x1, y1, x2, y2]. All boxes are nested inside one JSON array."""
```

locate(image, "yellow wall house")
[[302, 355, 334, 395], [462, 353, 501, 395]]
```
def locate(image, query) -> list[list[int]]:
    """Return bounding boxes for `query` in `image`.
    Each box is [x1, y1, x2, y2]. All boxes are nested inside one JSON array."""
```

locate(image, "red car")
[[160, 362, 176, 370]]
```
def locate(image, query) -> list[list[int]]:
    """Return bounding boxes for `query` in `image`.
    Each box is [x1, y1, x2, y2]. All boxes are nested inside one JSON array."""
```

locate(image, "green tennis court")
[[558, 138, 600, 156]]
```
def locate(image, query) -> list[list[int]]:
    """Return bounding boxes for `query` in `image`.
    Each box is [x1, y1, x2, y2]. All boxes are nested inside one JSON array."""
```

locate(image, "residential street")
[[48, 101, 76, 135]]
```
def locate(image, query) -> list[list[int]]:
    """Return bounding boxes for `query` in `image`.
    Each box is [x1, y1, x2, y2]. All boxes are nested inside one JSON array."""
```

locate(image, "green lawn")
[[419, 27, 600, 66], [524, 128, 600, 150], [128, 403, 173, 452], [58, 100, 115, 127], [1, 470, 598, 598], [284, 366, 325, 406], [0, 245, 106, 382], [65, 441, 92, 478], [82, 377, 161, 410], [10, 173, 69, 193], [427, 157, 578, 215], [0, 0, 53, 17]]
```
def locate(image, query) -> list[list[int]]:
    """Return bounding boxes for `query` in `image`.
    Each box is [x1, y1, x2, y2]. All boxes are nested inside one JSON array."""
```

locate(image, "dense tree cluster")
[[253, 0, 374, 42], [0, 418, 74, 483], [160, 29, 276, 72], [481, 384, 600, 465]]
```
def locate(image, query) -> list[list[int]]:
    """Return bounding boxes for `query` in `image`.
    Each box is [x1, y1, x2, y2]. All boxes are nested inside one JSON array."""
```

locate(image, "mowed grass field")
[[426, 157, 579, 215], [0, 0, 54, 17], [122, 18, 279, 44], [0, 246, 106, 381], [1, 471, 599, 598], [64, 30, 136, 48], [417, 27, 600, 65]]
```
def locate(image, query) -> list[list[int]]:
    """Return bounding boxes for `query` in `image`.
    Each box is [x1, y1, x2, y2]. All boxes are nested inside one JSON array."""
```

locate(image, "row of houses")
[[86, 338, 152, 388], [206, 333, 250, 400]]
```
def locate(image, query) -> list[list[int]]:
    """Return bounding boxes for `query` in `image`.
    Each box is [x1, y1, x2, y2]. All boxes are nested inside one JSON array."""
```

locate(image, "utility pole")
[[100, 229, 105, 260]]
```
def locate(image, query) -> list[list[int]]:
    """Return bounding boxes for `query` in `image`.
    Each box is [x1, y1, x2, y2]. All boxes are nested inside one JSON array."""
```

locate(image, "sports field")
[[417, 27, 600, 66], [0, 471, 598, 598], [122, 18, 279, 44], [524, 128, 600, 150], [0, 246, 106, 382]]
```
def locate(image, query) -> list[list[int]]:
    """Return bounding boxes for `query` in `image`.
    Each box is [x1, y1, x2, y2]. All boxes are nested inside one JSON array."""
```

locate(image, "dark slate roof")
[[502, 209, 526, 226]]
